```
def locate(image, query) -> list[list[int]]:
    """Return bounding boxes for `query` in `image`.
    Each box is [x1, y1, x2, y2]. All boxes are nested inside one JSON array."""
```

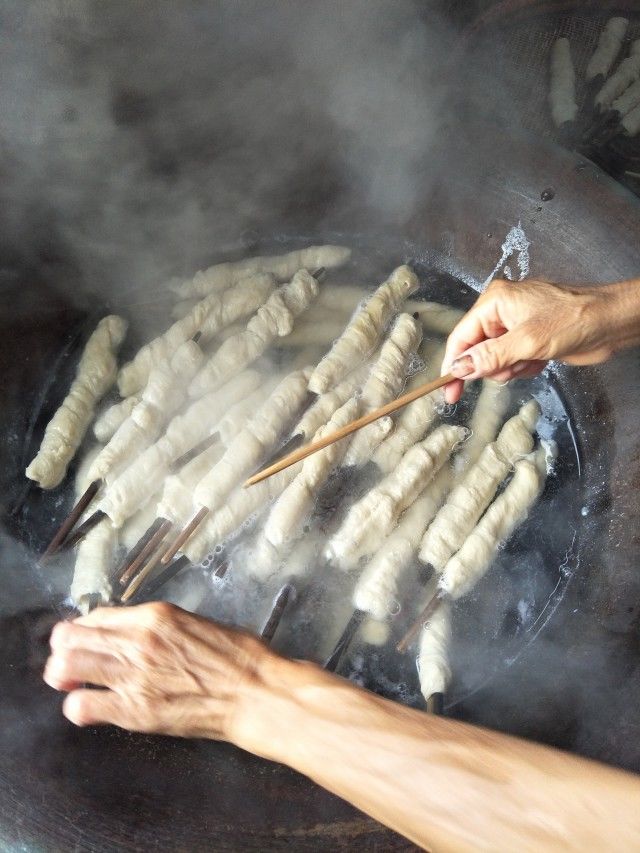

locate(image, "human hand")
[[42, 602, 289, 755], [442, 278, 630, 403]]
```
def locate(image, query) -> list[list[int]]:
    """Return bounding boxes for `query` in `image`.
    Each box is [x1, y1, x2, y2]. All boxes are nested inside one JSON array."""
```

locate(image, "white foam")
[[483, 224, 531, 288]]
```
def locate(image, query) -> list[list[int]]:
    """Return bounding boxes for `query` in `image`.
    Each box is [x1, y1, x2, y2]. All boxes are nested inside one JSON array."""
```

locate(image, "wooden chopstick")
[[244, 372, 456, 487]]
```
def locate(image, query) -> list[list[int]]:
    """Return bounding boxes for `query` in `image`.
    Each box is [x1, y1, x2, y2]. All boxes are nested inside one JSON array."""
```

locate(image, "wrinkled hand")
[[43, 602, 276, 746], [443, 278, 622, 403]]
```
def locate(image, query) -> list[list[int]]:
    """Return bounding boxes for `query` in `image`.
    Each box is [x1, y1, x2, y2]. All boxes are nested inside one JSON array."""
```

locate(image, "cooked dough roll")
[[420, 399, 540, 572], [292, 364, 368, 440], [121, 495, 161, 552], [596, 52, 640, 108], [353, 466, 452, 620], [188, 271, 319, 397], [93, 395, 140, 443], [193, 367, 313, 511], [264, 396, 360, 547], [171, 245, 351, 299], [156, 441, 224, 525], [215, 384, 274, 446], [456, 379, 511, 472], [87, 339, 204, 484], [586, 17, 628, 81], [118, 275, 273, 396], [549, 38, 578, 127], [26, 315, 127, 489], [343, 313, 421, 467], [316, 283, 364, 315], [327, 424, 466, 570], [439, 446, 550, 600], [622, 101, 640, 136], [98, 370, 261, 527], [74, 444, 104, 498], [70, 516, 117, 614], [308, 265, 419, 394], [612, 79, 640, 116], [371, 342, 444, 475], [405, 301, 464, 335], [183, 465, 300, 564], [417, 595, 452, 699]]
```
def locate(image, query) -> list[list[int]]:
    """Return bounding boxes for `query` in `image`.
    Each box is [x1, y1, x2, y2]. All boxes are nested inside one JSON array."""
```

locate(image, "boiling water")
[[13, 236, 582, 711]]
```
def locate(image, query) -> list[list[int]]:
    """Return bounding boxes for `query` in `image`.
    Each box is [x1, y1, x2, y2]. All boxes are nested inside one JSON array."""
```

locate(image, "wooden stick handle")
[[244, 372, 455, 487]]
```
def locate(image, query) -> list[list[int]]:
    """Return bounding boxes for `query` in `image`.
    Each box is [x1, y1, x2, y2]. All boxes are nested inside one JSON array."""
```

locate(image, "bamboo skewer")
[[426, 693, 444, 715], [40, 479, 102, 562], [119, 519, 172, 587], [170, 432, 220, 472], [161, 506, 209, 564], [260, 582, 295, 644], [396, 588, 448, 654], [324, 609, 365, 672], [115, 517, 167, 581], [58, 510, 107, 551], [245, 372, 456, 488], [121, 535, 172, 603]]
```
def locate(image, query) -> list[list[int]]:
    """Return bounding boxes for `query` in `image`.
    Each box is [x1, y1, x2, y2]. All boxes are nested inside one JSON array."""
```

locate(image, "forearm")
[[590, 278, 640, 354], [234, 657, 640, 852]]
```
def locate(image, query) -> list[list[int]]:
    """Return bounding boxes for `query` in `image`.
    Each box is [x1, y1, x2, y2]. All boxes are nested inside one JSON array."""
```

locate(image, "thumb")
[[450, 329, 527, 380]]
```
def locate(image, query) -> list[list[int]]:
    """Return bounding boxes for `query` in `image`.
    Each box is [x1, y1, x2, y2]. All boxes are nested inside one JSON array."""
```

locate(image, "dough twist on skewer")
[[171, 245, 351, 299], [26, 315, 127, 489], [327, 424, 467, 570], [419, 399, 540, 572], [308, 265, 419, 395]]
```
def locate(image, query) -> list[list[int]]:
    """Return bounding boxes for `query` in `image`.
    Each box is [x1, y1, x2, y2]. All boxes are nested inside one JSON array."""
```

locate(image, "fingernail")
[[450, 354, 474, 379]]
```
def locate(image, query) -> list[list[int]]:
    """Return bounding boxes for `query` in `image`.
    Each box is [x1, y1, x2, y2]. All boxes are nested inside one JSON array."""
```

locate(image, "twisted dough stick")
[[188, 270, 319, 397], [438, 446, 551, 600], [156, 441, 224, 526], [93, 395, 140, 443], [549, 38, 578, 128], [343, 313, 421, 467], [455, 379, 511, 472], [405, 301, 464, 335], [264, 396, 360, 548], [308, 265, 419, 394], [87, 339, 204, 485], [326, 424, 467, 570], [193, 368, 313, 513], [419, 399, 540, 572], [183, 466, 301, 564], [98, 370, 261, 527], [353, 466, 452, 620], [118, 274, 274, 397], [292, 364, 369, 440], [171, 245, 351, 299], [70, 516, 117, 614], [596, 47, 640, 109], [26, 315, 128, 489], [586, 17, 628, 81], [371, 341, 445, 475], [417, 595, 452, 700]]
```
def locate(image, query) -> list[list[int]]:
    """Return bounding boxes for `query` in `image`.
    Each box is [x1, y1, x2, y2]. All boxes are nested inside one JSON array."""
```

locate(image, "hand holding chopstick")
[[244, 372, 456, 487]]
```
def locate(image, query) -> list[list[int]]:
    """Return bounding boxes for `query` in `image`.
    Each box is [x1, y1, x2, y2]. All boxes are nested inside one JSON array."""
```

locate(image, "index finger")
[[443, 291, 507, 372]]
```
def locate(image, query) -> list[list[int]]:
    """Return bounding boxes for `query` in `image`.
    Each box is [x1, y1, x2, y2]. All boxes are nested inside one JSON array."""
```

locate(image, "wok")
[[1, 122, 639, 850]]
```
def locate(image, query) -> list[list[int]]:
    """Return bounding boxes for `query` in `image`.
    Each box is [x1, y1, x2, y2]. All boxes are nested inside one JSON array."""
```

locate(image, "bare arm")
[[444, 277, 640, 403], [44, 603, 640, 852]]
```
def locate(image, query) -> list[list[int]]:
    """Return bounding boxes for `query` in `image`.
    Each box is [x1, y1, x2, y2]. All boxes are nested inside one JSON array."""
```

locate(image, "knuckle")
[[50, 621, 73, 648], [140, 601, 177, 630], [474, 343, 502, 374]]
